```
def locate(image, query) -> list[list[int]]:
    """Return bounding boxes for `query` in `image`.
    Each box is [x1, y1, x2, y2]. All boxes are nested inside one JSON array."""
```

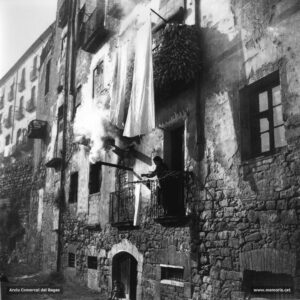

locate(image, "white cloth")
[[133, 183, 141, 226], [123, 12, 155, 137], [109, 40, 130, 128]]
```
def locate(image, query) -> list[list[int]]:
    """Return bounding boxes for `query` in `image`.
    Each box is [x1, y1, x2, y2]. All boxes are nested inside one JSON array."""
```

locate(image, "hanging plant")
[[153, 24, 202, 99]]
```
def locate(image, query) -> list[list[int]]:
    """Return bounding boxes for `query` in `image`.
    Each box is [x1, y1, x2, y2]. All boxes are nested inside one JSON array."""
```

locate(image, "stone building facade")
[[0, 25, 54, 269], [34, 0, 300, 299]]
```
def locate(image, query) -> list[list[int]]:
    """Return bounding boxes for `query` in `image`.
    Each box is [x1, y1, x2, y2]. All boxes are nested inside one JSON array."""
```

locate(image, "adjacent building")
[[0, 24, 54, 270]]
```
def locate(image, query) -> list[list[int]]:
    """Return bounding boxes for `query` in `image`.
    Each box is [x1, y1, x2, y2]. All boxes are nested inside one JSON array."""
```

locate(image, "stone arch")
[[108, 239, 143, 300]]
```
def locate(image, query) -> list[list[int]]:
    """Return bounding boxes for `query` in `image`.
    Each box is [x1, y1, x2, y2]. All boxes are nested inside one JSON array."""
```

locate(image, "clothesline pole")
[[150, 8, 168, 23]]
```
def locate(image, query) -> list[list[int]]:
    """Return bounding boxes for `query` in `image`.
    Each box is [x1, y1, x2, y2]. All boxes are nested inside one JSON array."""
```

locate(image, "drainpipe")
[[57, 0, 76, 272], [11, 70, 19, 146], [194, 0, 204, 162]]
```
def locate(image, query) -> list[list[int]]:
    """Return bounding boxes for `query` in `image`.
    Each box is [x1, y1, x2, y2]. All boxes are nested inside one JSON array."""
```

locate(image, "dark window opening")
[[89, 162, 102, 194], [5, 134, 10, 146], [240, 71, 286, 160], [161, 266, 184, 282], [31, 86, 36, 101], [92, 61, 104, 98], [69, 172, 78, 203], [33, 56, 37, 70], [87, 256, 97, 270], [242, 270, 293, 296], [45, 59, 51, 95], [161, 125, 185, 216], [68, 252, 75, 267], [16, 129, 22, 144]]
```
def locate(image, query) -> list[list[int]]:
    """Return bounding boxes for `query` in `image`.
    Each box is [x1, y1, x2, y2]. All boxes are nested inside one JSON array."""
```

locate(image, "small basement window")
[[68, 252, 75, 268], [87, 256, 97, 270], [69, 172, 78, 203], [160, 264, 184, 286]]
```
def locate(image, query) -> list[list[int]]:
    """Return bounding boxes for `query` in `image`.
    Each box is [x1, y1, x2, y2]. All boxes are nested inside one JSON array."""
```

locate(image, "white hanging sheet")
[[123, 12, 155, 137], [109, 39, 130, 129]]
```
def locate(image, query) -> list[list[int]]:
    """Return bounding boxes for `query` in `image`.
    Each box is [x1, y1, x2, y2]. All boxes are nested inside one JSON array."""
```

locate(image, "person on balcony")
[[141, 156, 170, 215]]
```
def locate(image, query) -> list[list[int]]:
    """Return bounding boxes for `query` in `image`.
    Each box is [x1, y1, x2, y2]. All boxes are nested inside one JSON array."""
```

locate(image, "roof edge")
[[0, 22, 55, 86]]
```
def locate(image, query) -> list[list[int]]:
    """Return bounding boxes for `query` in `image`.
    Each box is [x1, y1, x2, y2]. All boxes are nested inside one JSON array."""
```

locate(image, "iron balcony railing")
[[149, 171, 190, 222], [28, 119, 47, 139], [109, 184, 135, 226], [80, 3, 107, 53]]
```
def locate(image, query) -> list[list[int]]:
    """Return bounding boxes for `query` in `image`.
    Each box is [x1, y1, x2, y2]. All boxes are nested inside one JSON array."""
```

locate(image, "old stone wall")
[[191, 0, 300, 299]]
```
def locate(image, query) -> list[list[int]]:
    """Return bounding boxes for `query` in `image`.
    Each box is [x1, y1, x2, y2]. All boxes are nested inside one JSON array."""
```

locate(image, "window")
[[57, 105, 64, 132], [161, 265, 184, 282], [8, 84, 14, 101], [5, 134, 10, 145], [89, 162, 102, 194], [240, 71, 287, 160], [8, 106, 13, 121], [33, 56, 38, 70], [69, 172, 78, 203], [92, 61, 104, 98], [68, 252, 75, 268], [19, 68, 26, 91], [87, 256, 97, 270], [16, 129, 22, 144], [45, 59, 51, 95], [20, 96, 24, 110]]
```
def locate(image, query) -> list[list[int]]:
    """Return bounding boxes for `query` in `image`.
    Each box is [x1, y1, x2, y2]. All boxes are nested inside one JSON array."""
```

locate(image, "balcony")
[[26, 98, 35, 113], [28, 120, 47, 139], [149, 172, 190, 226], [153, 24, 201, 100], [58, 0, 69, 28], [8, 90, 14, 102], [15, 108, 25, 121], [80, 4, 109, 53], [30, 68, 38, 81], [109, 185, 135, 229], [3, 117, 12, 129]]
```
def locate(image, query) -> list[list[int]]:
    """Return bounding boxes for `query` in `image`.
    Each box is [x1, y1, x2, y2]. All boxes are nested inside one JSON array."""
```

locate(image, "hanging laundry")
[[123, 11, 155, 137], [109, 39, 130, 129]]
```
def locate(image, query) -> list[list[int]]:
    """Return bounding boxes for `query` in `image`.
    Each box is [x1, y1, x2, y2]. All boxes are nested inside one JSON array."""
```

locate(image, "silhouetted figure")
[[142, 156, 171, 215]]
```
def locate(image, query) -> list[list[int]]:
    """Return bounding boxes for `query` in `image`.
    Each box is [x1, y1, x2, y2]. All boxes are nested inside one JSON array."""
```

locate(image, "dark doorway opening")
[[163, 125, 185, 216], [112, 252, 137, 300]]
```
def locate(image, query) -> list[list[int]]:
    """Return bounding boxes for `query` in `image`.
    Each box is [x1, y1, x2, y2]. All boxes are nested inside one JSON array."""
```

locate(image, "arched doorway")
[[112, 252, 137, 300]]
